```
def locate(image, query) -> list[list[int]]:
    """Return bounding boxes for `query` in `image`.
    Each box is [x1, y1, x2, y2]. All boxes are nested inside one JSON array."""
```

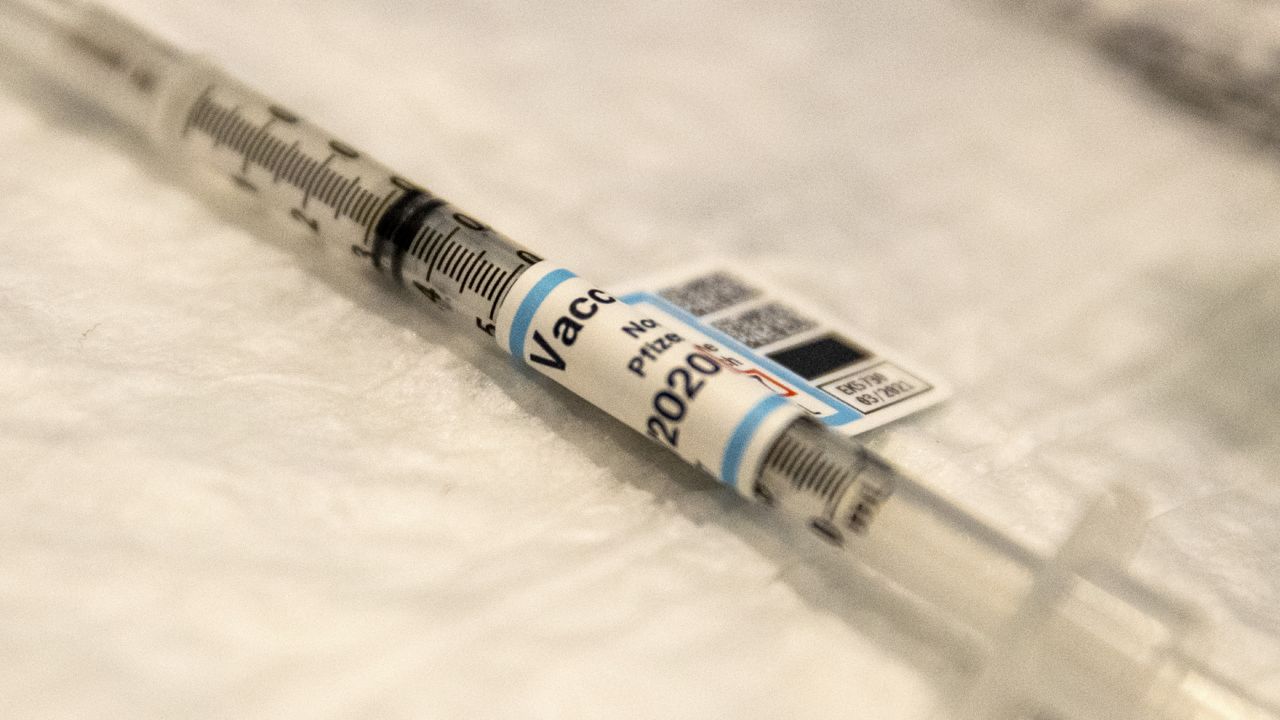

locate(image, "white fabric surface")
[[1, 0, 1277, 717]]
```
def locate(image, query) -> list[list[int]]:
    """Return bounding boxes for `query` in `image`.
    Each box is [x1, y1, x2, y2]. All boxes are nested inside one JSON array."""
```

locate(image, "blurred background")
[[0, 0, 1277, 717]]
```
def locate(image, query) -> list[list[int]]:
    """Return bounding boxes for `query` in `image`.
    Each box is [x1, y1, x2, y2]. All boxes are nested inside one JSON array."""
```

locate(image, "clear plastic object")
[[0, 1, 1276, 718], [765, 419, 1278, 720]]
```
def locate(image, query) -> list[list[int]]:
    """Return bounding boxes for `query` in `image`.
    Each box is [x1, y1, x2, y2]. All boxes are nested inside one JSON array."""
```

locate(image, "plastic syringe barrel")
[[0, 0, 187, 137]]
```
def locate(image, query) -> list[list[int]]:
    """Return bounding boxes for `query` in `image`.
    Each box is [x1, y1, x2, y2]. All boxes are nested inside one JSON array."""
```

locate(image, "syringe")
[[0, 1, 1275, 718]]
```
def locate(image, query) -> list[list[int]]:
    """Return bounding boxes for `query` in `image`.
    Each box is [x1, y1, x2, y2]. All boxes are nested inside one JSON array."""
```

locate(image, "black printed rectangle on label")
[[765, 334, 869, 380]]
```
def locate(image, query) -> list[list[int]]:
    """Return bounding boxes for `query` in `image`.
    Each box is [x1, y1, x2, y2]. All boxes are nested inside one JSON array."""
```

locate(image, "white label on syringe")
[[618, 263, 950, 436], [494, 263, 804, 494]]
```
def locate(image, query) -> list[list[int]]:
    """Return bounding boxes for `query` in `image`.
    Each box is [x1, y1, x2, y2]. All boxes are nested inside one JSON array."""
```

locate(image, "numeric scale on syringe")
[[170, 71, 853, 516], [2, 2, 1276, 718], [181, 83, 541, 338]]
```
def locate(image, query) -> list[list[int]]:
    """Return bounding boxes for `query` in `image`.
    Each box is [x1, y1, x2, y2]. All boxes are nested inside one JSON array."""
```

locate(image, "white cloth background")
[[1, 0, 1277, 717]]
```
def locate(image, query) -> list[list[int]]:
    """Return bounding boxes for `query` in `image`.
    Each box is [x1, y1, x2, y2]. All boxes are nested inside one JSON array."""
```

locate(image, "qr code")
[[657, 272, 759, 316], [712, 302, 816, 349]]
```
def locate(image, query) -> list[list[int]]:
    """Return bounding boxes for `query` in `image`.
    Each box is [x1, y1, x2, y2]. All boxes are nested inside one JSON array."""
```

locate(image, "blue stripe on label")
[[509, 268, 576, 362], [721, 394, 790, 488]]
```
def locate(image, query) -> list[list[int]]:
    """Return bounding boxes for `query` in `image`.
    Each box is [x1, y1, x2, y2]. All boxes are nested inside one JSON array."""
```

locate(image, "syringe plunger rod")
[[758, 419, 1273, 719]]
